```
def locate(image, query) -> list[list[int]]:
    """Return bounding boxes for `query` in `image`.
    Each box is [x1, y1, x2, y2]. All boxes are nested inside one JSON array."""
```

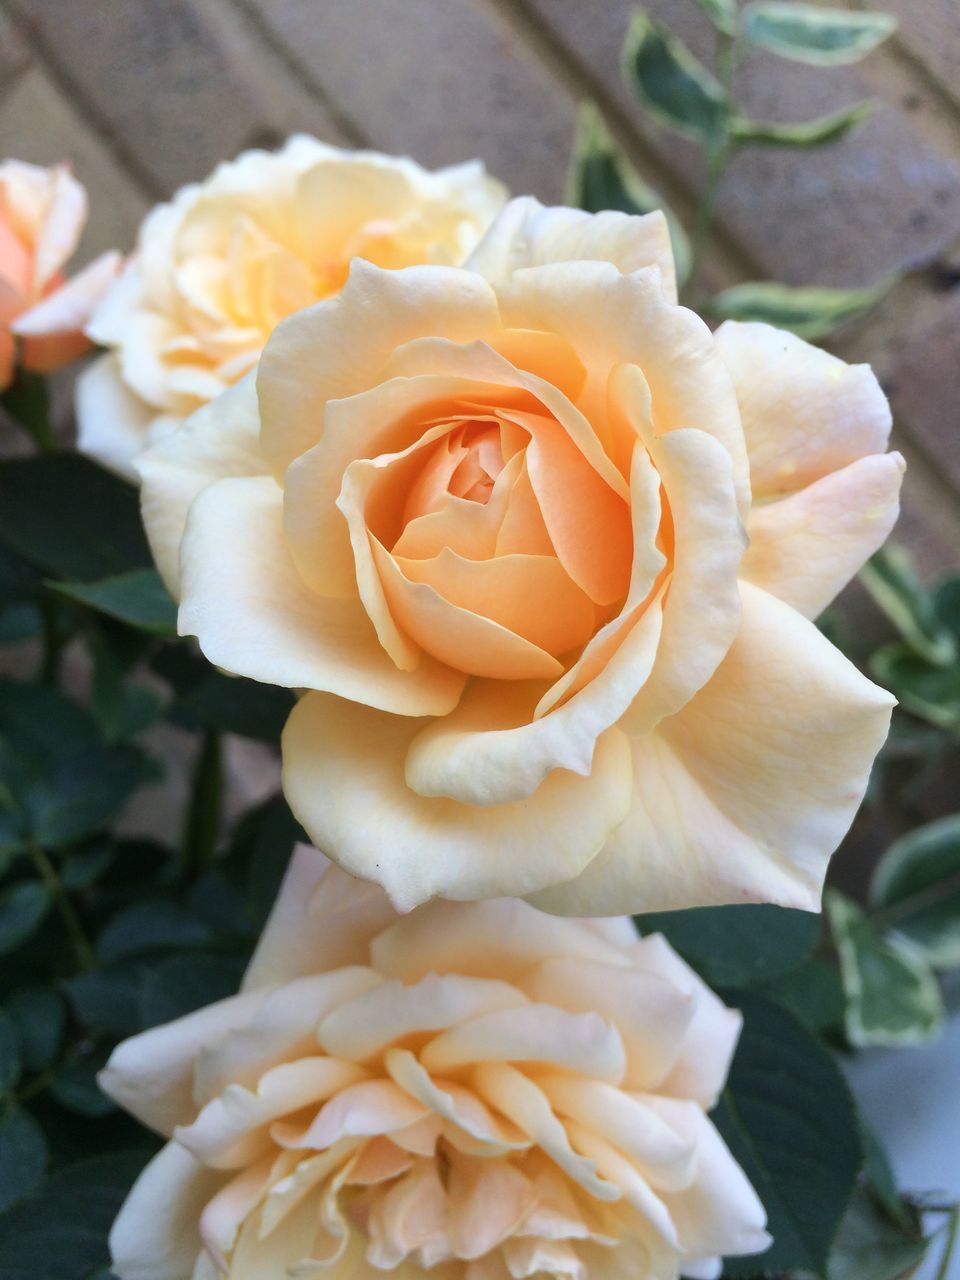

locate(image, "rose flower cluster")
[[0, 133, 903, 1280]]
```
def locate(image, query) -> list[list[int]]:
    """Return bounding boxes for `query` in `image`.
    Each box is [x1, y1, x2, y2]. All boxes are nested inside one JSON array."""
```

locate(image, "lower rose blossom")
[[99, 847, 770, 1280]]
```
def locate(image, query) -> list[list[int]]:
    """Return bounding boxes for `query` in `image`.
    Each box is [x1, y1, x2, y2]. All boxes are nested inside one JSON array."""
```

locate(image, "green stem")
[[38, 597, 65, 684], [935, 1205, 959, 1280], [27, 841, 95, 972], [178, 729, 223, 885]]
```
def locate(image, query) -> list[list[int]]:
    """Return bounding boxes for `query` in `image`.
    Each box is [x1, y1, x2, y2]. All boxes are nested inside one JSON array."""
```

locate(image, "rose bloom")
[[100, 846, 770, 1280], [0, 159, 120, 391], [138, 196, 902, 915], [76, 136, 505, 477]]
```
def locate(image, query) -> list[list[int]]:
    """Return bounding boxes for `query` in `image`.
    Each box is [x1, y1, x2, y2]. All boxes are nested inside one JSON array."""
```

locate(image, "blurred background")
[[0, 0, 958, 1244]]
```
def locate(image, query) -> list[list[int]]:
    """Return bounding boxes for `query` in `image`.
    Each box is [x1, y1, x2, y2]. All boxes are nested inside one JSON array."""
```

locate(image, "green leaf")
[[731, 100, 876, 147], [97, 900, 213, 964], [50, 1046, 115, 1117], [568, 103, 692, 282], [634, 903, 819, 988], [622, 10, 730, 146], [235, 794, 305, 928], [694, 0, 737, 36], [6, 988, 66, 1073], [174, 673, 294, 742], [0, 883, 52, 955], [0, 1010, 21, 1094], [826, 890, 943, 1047], [0, 455, 151, 582], [61, 965, 148, 1039], [860, 545, 957, 666], [869, 815, 960, 968], [870, 643, 960, 731], [761, 956, 846, 1035], [60, 843, 115, 890], [826, 1183, 930, 1280], [743, 3, 897, 66], [51, 567, 177, 634], [0, 372, 54, 452], [0, 1108, 47, 1214], [713, 990, 862, 1275], [706, 277, 892, 338], [0, 1150, 150, 1280], [139, 951, 246, 1028]]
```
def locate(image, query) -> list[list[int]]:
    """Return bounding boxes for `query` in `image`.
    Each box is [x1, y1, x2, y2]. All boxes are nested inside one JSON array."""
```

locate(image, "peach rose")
[[76, 136, 505, 478], [0, 159, 120, 392], [99, 846, 771, 1280], [137, 197, 902, 915]]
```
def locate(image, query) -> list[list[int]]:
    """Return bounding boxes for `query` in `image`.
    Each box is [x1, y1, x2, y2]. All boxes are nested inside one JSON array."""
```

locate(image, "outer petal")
[[135, 373, 267, 591], [257, 259, 500, 474], [177, 475, 466, 717], [75, 353, 159, 482], [242, 844, 397, 991], [715, 321, 892, 497], [741, 452, 904, 618], [281, 692, 633, 909], [13, 250, 121, 339], [531, 582, 894, 916], [32, 164, 87, 287], [109, 1142, 222, 1280], [466, 196, 678, 305]]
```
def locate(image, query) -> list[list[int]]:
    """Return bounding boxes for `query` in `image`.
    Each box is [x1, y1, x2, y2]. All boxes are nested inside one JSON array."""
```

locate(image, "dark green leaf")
[[60, 844, 115, 891], [568, 103, 691, 282], [827, 890, 943, 1047], [139, 951, 245, 1028], [0, 883, 52, 955], [826, 1183, 930, 1280], [175, 674, 293, 742], [0, 455, 151, 581], [743, 3, 897, 66], [97, 900, 213, 964], [634, 903, 819, 987], [0, 1108, 47, 1214], [62, 965, 148, 1039], [731, 100, 876, 147], [26, 742, 150, 848], [933, 574, 960, 639], [50, 1046, 115, 1117], [0, 1010, 21, 1093], [178, 730, 223, 883], [237, 794, 304, 928], [761, 956, 845, 1035], [694, 0, 737, 35], [859, 1115, 912, 1229], [51, 568, 177, 635], [6, 988, 66, 1073], [622, 10, 730, 145], [861, 545, 957, 666], [706, 278, 892, 338], [870, 643, 960, 732], [0, 604, 41, 645], [714, 991, 862, 1275], [0, 1150, 149, 1280], [869, 815, 960, 969]]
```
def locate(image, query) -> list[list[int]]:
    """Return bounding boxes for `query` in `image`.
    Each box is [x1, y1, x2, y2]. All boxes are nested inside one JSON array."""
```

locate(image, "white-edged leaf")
[[826, 890, 943, 1048], [870, 643, 960, 732], [622, 10, 730, 145], [694, 0, 738, 35], [707, 277, 892, 338], [743, 3, 897, 66], [870, 815, 960, 969], [732, 100, 876, 147], [860, 545, 958, 666], [568, 102, 692, 282]]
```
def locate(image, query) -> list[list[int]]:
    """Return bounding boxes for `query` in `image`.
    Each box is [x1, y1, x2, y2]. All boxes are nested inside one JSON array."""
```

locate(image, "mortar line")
[[225, 0, 372, 149], [1, 0, 164, 200]]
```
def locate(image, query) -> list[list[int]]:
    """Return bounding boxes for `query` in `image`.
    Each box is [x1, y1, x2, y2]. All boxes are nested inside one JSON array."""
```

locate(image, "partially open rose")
[[76, 136, 505, 477], [138, 197, 902, 915], [100, 846, 770, 1280], [0, 159, 120, 392]]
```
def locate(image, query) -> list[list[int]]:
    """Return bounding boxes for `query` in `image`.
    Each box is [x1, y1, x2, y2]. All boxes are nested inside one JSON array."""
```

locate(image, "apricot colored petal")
[[178, 476, 465, 716], [32, 164, 87, 287], [466, 196, 678, 304], [257, 259, 499, 474], [135, 372, 266, 590], [13, 249, 121, 339], [715, 320, 892, 497], [281, 693, 633, 909], [741, 452, 904, 618], [531, 582, 894, 916]]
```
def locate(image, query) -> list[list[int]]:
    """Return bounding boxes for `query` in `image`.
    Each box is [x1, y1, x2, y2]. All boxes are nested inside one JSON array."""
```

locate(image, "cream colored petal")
[[448, 1154, 537, 1259], [317, 972, 528, 1062], [135, 372, 267, 592], [650, 1102, 771, 1262], [199, 1156, 274, 1269], [532, 581, 895, 916], [32, 164, 87, 287], [281, 693, 633, 909], [284, 1079, 429, 1150], [177, 475, 466, 716], [243, 845, 397, 991], [466, 196, 678, 304], [715, 320, 892, 497], [741, 452, 904, 618], [503, 1237, 586, 1280], [86, 256, 147, 345], [109, 1142, 222, 1280], [257, 259, 500, 474], [76, 353, 159, 483], [98, 990, 270, 1137], [421, 1003, 626, 1083], [565, 1123, 679, 1249], [371, 899, 631, 983]]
